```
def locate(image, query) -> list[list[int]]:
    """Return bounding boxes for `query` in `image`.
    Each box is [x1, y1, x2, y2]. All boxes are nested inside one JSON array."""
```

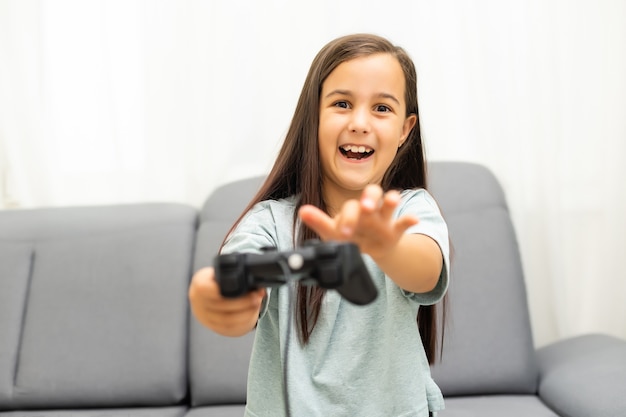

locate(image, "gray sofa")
[[1, 162, 624, 416]]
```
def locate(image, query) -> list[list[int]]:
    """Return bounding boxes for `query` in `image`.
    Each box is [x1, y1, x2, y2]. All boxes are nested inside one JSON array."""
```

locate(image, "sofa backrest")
[[188, 161, 539, 406], [428, 162, 538, 395], [0, 204, 197, 410], [189, 176, 265, 407]]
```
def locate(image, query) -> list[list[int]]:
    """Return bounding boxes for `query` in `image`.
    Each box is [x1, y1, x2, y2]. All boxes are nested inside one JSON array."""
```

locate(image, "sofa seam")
[[12, 244, 35, 394]]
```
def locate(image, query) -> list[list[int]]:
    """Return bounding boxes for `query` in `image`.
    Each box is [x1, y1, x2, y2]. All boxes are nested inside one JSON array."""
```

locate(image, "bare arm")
[[370, 232, 442, 293]]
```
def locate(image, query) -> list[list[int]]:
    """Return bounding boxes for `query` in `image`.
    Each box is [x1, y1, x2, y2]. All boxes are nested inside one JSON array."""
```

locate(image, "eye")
[[375, 104, 392, 113], [333, 101, 350, 109]]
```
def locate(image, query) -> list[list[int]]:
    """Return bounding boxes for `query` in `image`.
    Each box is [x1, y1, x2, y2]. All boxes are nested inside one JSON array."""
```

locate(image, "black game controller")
[[214, 240, 378, 305]]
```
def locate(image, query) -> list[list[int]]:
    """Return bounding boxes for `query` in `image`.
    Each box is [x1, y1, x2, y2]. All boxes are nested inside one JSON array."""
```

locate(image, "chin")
[[341, 179, 376, 192]]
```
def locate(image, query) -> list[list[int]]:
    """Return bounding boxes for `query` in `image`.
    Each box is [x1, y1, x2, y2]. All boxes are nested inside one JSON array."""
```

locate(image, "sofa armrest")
[[537, 333, 626, 417]]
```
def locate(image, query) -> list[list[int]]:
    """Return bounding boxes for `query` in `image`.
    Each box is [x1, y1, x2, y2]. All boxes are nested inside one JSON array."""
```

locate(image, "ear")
[[399, 114, 417, 148]]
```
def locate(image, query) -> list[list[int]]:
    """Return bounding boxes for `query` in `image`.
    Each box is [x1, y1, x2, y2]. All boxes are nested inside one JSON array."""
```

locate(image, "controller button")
[[287, 253, 305, 270]]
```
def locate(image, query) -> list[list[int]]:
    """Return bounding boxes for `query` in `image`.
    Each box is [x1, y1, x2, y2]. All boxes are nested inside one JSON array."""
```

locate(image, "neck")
[[322, 182, 363, 217]]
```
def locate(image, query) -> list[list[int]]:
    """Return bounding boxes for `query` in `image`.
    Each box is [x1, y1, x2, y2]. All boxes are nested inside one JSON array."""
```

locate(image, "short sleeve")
[[396, 189, 450, 305], [221, 203, 278, 255]]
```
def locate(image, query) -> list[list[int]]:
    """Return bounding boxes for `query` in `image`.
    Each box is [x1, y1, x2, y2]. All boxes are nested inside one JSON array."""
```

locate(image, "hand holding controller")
[[214, 240, 377, 305]]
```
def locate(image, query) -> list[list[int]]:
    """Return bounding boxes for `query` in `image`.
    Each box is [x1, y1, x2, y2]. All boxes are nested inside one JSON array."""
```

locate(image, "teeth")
[[341, 145, 372, 154]]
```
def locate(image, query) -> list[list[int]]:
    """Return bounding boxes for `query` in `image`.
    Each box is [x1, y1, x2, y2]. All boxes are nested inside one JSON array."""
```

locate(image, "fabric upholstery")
[[441, 395, 558, 416], [184, 405, 245, 417], [0, 204, 197, 410], [538, 334, 626, 417], [0, 407, 188, 417], [189, 177, 264, 407], [428, 162, 538, 396], [0, 242, 34, 405]]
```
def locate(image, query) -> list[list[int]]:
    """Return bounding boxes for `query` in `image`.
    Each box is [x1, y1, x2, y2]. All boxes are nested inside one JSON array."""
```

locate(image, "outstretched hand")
[[298, 184, 419, 261]]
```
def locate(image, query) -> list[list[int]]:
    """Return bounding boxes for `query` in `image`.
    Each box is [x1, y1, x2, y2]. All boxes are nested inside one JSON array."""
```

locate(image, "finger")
[[203, 305, 262, 331], [210, 289, 265, 316], [190, 267, 265, 312], [208, 287, 266, 313], [298, 205, 336, 240], [189, 267, 218, 300], [336, 199, 361, 237], [379, 190, 402, 219], [394, 215, 420, 234], [360, 184, 384, 213]]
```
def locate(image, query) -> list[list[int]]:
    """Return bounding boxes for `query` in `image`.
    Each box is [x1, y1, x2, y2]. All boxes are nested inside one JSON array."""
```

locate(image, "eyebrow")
[[324, 89, 400, 105]]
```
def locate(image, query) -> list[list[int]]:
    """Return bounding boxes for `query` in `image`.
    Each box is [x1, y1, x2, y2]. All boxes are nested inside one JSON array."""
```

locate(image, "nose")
[[348, 107, 370, 134]]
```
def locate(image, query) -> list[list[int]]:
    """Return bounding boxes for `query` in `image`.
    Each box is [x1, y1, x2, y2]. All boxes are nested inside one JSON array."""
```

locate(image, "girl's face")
[[318, 53, 417, 211]]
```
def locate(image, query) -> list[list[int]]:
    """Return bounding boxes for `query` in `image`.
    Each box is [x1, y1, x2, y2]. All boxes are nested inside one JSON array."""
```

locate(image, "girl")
[[189, 33, 450, 417]]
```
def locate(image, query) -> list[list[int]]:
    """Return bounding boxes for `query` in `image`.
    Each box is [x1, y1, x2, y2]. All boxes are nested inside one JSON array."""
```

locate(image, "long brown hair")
[[224, 33, 445, 364]]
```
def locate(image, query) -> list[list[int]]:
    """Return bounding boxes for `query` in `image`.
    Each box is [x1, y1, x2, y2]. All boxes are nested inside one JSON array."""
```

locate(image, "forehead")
[[321, 53, 406, 100]]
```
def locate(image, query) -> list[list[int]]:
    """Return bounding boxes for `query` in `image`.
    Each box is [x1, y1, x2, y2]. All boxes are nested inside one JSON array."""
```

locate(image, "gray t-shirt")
[[222, 189, 450, 417]]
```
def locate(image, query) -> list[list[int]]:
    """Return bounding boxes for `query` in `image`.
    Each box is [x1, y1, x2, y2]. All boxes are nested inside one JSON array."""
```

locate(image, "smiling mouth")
[[340, 145, 374, 160]]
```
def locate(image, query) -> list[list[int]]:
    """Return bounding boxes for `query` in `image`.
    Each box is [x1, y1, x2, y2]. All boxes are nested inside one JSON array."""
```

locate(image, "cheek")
[[378, 124, 404, 147], [316, 131, 333, 164], [318, 120, 340, 150], [393, 122, 410, 146], [319, 115, 339, 136]]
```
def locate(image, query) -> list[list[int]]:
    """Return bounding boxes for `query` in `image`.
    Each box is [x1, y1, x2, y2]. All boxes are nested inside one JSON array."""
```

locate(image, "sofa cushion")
[[0, 407, 188, 417], [538, 334, 626, 417], [0, 204, 197, 410], [189, 177, 264, 407], [428, 162, 538, 396], [189, 223, 255, 406], [0, 242, 34, 405], [183, 404, 246, 417], [441, 395, 558, 416]]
